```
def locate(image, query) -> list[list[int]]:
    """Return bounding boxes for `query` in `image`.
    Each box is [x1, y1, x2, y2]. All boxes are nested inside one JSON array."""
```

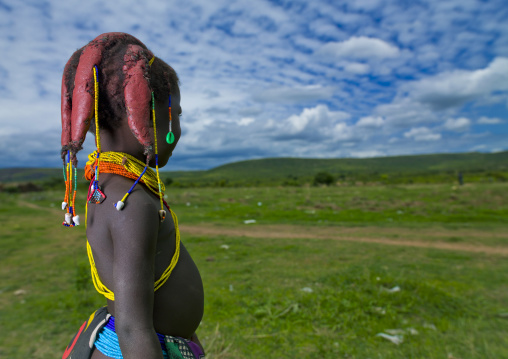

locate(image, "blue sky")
[[0, 0, 507, 170]]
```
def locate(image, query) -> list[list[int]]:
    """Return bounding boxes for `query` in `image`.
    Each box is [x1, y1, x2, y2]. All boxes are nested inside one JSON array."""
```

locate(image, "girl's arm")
[[110, 195, 163, 359]]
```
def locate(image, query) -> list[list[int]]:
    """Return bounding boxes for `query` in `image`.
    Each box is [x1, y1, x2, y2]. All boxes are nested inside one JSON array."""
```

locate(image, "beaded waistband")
[[95, 315, 168, 359], [105, 315, 167, 347]]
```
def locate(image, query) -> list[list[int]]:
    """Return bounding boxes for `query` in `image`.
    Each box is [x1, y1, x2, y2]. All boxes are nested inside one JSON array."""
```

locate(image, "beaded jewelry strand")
[[152, 91, 166, 221], [114, 165, 148, 210], [148, 57, 168, 221], [71, 166, 79, 225], [61, 151, 79, 226], [62, 155, 68, 210], [88, 65, 106, 205], [166, 95, 175, 145]]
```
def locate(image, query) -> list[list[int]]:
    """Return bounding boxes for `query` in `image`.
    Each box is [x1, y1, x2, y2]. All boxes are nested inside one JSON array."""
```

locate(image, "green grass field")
[[1, 183, 507, 358]]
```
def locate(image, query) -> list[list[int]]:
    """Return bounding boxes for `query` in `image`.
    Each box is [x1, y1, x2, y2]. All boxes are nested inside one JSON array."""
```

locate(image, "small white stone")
[[61, 202, 67, 210], [386, 329, 405, 335], [376, 333, 403, 345], [115, 201, 125, 210], [65, 213, 72, 224], [73, 215, 80, 226], [14, 289, 27, 296], [423, 323, 437, 331], [373, 306, 386, 315], [407, 328, 419, 335]]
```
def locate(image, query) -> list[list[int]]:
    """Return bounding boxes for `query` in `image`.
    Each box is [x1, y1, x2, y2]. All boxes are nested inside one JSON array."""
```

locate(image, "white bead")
[[159, 210, 166, 221], [115, 201, 125, 211], [65, 213, 72, 224], [73, 215, 80, 226], [61, 202, 67, 210]]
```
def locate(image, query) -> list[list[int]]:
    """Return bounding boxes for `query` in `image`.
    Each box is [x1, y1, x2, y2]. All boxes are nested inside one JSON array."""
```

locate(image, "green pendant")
[[166, 132, 175, 144]]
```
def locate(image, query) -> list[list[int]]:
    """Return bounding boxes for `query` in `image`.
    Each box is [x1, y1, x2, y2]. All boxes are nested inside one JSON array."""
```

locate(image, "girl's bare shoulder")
[[88, 174, 159, 240]]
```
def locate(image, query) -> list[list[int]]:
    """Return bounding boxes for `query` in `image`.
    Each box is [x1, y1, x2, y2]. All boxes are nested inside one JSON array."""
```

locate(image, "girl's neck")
[[99, 125, 147, 164]]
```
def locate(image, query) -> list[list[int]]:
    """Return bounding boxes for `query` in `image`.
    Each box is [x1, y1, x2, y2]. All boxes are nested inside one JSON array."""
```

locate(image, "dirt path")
[[180, 224, 508, 256], [18, 200, 507, 255]]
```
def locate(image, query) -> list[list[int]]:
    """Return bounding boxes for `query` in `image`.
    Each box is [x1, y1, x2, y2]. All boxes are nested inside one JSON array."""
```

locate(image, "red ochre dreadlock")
[[60, 32, 179, 226]]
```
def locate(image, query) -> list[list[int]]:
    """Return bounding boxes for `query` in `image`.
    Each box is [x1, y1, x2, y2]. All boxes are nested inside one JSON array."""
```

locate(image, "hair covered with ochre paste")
[[61, 32, 179, 165]]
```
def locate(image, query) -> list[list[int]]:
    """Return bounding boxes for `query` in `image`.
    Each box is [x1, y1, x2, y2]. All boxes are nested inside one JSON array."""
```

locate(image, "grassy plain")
[[0, 183, 507, 358]]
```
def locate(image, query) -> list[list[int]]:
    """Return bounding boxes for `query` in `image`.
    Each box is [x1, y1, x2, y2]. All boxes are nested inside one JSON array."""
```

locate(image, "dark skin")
[[87, 92, 205, 359]]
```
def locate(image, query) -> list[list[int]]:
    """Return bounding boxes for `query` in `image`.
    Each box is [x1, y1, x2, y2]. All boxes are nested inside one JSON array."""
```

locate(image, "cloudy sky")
[[0, 0, 507, 170]]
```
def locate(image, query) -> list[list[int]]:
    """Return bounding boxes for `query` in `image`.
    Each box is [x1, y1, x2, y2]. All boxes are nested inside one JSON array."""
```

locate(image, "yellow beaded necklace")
[[84, 152, 181, 301], [85, 214, 181, 301]]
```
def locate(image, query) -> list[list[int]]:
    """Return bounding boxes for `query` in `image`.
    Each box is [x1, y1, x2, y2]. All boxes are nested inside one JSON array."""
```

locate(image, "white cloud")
[[346, 0, 383, 11], [404, 127, 442, 141], [238, 117, 255, 126], [471, 144, 487, 151], [292, 35, 325, 52], [477, 116, 504, 124], [357, 116, 385, 128], [252, 85, 335, 104], [407, 57, 508, 110], [349, 149, 386, 158], [308, 19, 344, 39], [375, 99, 439, 128], [285, 104, 351, 135], [333, 122, 355, 141], [342, 62, 370, 74], [443, 117, 471, 132], [491, 148, 506, 153], [319, 36, 400, 59], [371, 57, 508, 135]]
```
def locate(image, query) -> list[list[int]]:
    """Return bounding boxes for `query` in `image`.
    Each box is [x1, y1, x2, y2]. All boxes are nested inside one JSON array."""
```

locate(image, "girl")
[[61, 32, 204, 359]]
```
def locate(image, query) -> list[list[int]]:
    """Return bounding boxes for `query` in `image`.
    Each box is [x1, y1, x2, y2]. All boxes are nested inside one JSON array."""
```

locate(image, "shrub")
[[313, 172, 334, 186]]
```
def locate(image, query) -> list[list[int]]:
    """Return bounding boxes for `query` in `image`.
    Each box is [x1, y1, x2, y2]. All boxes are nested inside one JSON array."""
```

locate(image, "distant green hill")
[[0, 168, 63, 184], [167, 151, 508, 186], [1, 151, 507, 188]]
